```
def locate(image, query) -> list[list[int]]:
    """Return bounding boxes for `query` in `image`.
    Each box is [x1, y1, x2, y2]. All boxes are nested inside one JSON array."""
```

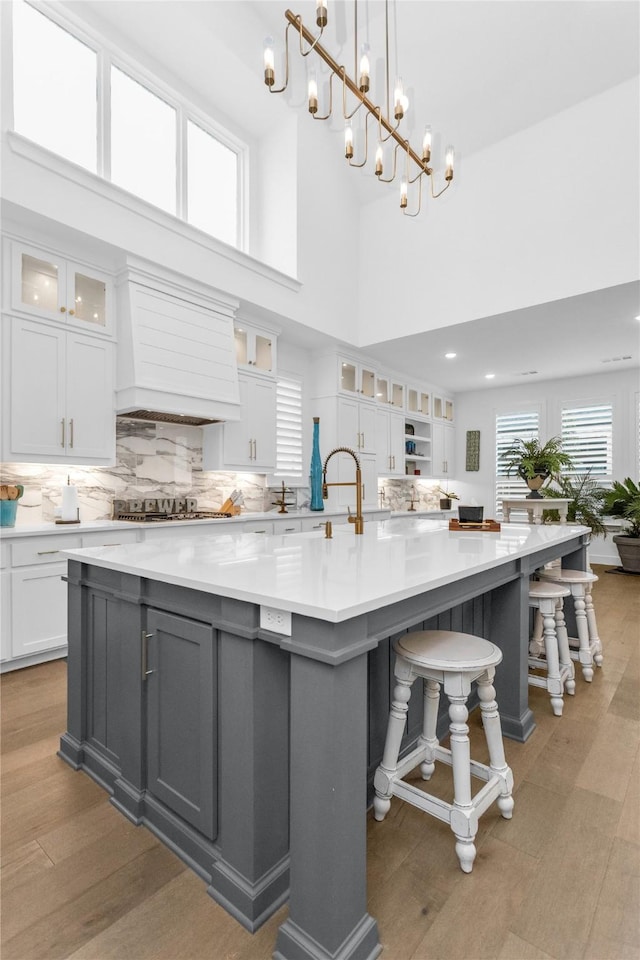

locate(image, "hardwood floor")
[[2, 564, 638, 960]]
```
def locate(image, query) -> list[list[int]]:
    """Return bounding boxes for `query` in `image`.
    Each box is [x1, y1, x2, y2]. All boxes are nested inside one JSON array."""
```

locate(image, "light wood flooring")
[[2, 564, 639, 960]]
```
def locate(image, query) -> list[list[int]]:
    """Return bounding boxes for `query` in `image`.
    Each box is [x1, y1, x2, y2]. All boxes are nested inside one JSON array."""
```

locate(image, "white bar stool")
[[528, 581, 575, 715], [536, 568, 602, 681], [373, 630, 514, 874]]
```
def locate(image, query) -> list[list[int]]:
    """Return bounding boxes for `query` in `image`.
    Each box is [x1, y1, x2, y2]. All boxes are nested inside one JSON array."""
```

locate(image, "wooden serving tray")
[[449, 519, 501, 532]]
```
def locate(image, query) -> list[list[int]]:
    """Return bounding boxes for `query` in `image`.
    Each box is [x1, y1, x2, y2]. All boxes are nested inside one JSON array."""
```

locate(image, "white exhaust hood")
[[115, 258, 241, 424]]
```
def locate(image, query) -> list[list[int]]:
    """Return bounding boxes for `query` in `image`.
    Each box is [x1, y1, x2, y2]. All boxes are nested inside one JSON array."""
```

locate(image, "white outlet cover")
[[260, 605, 292, 636]]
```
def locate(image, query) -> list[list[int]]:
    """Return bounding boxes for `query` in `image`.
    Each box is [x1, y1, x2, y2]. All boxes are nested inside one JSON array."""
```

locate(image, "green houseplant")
[[543, 472, 608, 535], [601, 478, 640, 573], [500, 436, 574, 499]]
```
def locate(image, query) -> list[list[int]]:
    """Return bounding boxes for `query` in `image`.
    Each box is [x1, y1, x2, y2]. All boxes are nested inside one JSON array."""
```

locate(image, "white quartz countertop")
[[0, 507, 392, 539], [62, 518, 589, 623]]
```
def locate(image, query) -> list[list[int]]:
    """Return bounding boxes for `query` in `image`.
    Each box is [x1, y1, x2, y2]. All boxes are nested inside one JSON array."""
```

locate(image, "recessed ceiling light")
[[635, 315, 640, 321], [485, 373, 495, 379], [445, 352, 457, 359]]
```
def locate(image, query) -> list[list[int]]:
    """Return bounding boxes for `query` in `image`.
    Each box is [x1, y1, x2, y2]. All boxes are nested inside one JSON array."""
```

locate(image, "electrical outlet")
[[260, 606, 292, 636]]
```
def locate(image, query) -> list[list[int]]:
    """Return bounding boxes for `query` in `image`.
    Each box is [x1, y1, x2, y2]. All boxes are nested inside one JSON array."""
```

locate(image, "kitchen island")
[[59, 517, 589, 960]]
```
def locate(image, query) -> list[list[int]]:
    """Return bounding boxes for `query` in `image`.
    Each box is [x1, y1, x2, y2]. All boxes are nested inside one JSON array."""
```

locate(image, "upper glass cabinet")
[[234, 322, 276, 374], [339, 358, 376, 399], [407, 387, 430, 418], [11, 243, 112, 334]]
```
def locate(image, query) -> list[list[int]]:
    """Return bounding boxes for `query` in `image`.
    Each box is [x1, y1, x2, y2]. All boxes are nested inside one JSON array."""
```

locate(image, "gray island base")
[[58, 518, 589, 960]]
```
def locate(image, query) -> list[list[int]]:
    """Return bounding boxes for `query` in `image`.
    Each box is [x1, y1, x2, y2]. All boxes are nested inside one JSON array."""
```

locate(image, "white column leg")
[[585, 586, 603, 666], [573, 588, 594, 682], [477, 673, 514, 820], [540, 598, 564, 716], [373, 673, 413, 820], [419, 679, 440, 780], [447, 695, 476, 873], [555, 599, 575, 694]]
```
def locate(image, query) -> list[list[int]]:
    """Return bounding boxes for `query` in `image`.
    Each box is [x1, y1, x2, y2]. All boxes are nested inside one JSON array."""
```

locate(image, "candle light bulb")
[[445, 145, 455, 181], [344, 120, 354, 159], [400, 177, 408, 208], [359, 43, 370, 93], [263, 36, 275, 87], [375, 142, 383, 177], [308, 69, 318, 114], [422, 125, 432, 163], [316, 0, 327, 27], [394, 76, 404, 120]]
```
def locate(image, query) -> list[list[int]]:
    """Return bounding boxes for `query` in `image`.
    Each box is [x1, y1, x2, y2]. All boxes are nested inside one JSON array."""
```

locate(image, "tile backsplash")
[[1, 419, 446, 526]]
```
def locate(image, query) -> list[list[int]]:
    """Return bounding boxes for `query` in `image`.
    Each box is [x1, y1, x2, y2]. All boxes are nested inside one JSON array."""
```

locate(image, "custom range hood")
[[115, 258, 241, 425]]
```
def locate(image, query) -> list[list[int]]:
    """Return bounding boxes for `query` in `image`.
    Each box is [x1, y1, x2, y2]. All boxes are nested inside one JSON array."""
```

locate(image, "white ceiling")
[[60, 1, 640, 390]]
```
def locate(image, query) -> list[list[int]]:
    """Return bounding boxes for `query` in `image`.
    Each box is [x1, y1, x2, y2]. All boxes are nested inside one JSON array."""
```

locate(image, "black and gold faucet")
[[322, 447, 364, 534]]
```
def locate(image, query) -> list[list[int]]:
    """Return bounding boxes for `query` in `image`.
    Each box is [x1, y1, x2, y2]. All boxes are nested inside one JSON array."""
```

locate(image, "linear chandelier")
[[263, 1, 454, 217]]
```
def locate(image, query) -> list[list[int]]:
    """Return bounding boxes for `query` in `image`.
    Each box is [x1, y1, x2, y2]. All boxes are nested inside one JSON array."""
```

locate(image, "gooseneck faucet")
[[322, 446, 364, 534]]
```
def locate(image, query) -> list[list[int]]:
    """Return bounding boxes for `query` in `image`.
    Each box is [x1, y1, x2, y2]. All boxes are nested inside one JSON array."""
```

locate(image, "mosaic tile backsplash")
[[1, 420, 446, 526]]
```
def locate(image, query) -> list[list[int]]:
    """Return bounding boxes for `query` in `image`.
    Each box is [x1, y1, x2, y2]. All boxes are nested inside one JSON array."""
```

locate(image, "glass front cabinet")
[[234, 321, 277, 374], [11, 242, 112, 334], [338, 358, 376, 399], [406, 387, 431, 419]]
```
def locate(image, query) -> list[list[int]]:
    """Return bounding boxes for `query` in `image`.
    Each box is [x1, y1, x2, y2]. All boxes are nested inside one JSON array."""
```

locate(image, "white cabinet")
[[11, 241, 113, 335], [432, 422, 456, 477], [404, 418, 433, 476], [376, 409, 405, 476], [433, 395, 455, 423], [375, 375, 404, 409], [3, 317, 115, 464], [338, 357, 376, 399], [203, 374, 276, 472], [242, 520, 275, 535], [406, 387, 431, 419], [234, 321, 277, 374], [337, 396, 377, 454]]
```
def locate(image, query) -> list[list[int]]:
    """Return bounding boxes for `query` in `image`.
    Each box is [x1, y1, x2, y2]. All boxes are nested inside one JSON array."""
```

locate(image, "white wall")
[[357, 79, 640, 344], [452, 368, 639, 564]]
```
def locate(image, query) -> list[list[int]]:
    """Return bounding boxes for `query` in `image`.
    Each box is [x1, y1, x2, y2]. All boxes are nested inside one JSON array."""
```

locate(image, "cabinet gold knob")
[[68, 309, 75, 316], [60, 306, 66, 313]]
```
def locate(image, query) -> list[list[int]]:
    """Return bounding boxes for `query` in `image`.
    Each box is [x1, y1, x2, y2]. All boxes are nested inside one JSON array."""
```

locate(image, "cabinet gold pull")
[[60, 306, 66, 313], [142, 630, 155, 679], [69, 419, 74, 448], [68, 309, 75, 316], [61, 418, 65, 447], [37, 549, 59, 555]]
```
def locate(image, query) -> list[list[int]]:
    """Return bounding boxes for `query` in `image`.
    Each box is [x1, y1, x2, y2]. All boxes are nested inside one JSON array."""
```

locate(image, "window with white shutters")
[[275, 377, 303, 479], [561, 402, 613, 479], [495, 410, 539, 515]]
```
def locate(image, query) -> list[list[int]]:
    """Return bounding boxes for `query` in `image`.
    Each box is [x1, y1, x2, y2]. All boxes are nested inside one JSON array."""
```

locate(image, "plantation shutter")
[[561, 402, 612, 479], [274, 376, 303, 478], [495, 411, 539, 515]]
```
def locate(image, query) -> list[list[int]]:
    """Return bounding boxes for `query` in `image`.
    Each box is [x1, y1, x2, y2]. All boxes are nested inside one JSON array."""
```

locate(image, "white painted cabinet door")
[[66, 333, 115, 461], [337, 397, 376, 454], [432, 423, 456, 477], [7, 318, 66, 459], [11, 562, 68, 658], [221, 375, 276, 471], [376, 409, 405, 476]]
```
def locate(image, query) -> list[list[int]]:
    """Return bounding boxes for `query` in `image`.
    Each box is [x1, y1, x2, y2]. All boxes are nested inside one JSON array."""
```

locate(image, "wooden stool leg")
[[447, 695, 477, 873], [573, 589, 594, 682], [419, 679, 440, 780], [585, 586, 604, 666], [477, 674, 514, 820], [540, 599, 564, 716], [529, 609, 544, 656], [373, 675, 413, 821], [555, 600, 575, 695]]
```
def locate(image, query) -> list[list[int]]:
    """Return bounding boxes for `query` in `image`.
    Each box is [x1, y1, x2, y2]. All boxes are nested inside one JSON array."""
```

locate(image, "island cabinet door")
[[145, 610, 217, 842]]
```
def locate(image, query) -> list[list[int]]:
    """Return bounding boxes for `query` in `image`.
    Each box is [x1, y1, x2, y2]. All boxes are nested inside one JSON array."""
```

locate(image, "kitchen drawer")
[[301, 516, 340, 532], [242, 520, 274, 535], [273, 519, 302, 535], [141, 521, 235, 541], [81, 530, 140, 548], [12, 535, 82, 566]]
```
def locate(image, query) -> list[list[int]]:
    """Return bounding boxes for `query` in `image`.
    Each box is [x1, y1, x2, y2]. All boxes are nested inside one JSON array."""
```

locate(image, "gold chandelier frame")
[[264, 2, 454, 217]]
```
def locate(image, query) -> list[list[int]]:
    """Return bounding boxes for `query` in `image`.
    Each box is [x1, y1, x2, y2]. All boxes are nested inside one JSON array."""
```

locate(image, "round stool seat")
[[529, 581, 571, 601], [539, 568, 598, 585], [394, 630, 502, 672]]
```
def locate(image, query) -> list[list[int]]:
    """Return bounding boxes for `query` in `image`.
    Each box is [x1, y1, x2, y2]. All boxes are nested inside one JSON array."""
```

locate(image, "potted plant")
[[436, 487, 459, 510], [499, 436, 574, 499], [543, 472, 608, 535], [601, 478, 640, 573]]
